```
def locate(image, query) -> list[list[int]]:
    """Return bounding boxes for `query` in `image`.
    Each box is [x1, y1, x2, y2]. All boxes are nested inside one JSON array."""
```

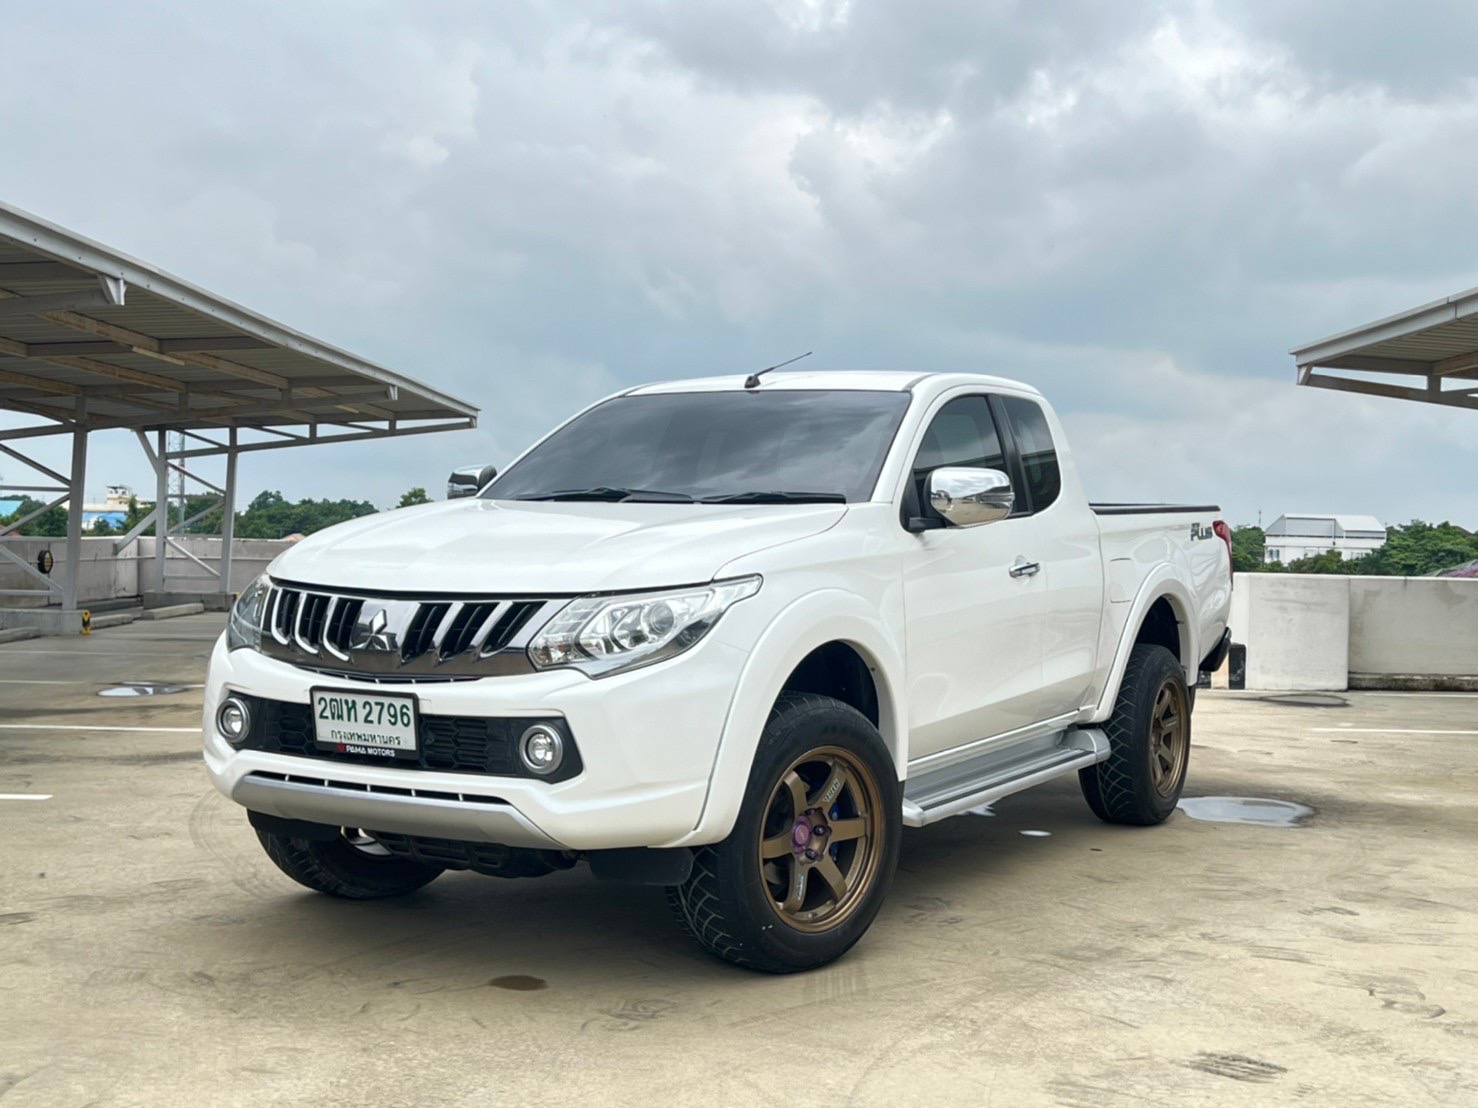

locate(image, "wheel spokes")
[[758, 745, 884, 932], [809, 761, 848, 811], [780, 856, 808, 913], [781, 770, 808, 817], [812, 856, 849, 902], [761, 832, 793, 860]]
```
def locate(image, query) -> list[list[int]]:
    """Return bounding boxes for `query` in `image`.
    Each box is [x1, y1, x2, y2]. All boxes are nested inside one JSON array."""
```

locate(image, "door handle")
[[1009, 560, 1041, 579]]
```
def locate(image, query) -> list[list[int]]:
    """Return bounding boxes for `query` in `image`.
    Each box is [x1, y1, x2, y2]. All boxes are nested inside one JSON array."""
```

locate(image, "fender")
[[662, 588, 907, 848], [1087, 566, 1200, 723]]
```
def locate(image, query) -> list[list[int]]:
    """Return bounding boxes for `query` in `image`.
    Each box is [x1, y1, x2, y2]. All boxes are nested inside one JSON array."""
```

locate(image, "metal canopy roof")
[[0, 200, 477, 437], [0, 201, 479, 617], [1291, 286, 1478, 412]]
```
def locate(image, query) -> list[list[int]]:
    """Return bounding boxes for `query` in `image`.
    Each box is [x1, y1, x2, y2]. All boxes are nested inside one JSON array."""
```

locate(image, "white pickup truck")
[[205, 371, 1232, 973]]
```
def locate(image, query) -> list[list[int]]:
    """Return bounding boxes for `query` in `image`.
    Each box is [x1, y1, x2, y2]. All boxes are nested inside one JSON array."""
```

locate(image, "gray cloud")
[[2, 0, 1476, 527]]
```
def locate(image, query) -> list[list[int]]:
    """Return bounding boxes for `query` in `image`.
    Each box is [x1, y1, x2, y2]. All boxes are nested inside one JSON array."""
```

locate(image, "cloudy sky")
[[3, 0, 1476, 526]]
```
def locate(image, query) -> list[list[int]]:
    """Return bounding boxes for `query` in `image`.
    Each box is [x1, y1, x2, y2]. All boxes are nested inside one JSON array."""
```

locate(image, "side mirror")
[[447, 464, 497, 500], [928, 467, 1014, 527]]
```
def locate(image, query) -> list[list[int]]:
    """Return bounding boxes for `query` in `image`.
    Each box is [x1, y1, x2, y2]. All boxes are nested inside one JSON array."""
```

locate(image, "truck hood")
[[267, 498, 847, 595]]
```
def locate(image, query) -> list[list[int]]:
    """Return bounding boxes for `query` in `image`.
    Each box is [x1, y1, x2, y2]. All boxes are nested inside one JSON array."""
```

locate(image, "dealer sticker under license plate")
[[311, 688, 419, 759]]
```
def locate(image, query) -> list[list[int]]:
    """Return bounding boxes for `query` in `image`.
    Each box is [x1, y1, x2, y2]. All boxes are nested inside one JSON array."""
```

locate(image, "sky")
[[2, 0, 1477, 527]]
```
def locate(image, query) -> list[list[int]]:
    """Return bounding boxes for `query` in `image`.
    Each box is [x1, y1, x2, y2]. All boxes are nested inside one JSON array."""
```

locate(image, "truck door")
[[901, 393, 1047, 759], [996, 395, 1105, 719]]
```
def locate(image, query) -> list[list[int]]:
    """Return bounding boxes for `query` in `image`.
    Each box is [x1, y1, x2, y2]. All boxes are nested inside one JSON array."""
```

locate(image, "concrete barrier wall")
[[1348, 577, 1478, 679], [1231, 573, 1478, 690], [0, 536, 292, 609], [133, 536, 289, 597], [0, 537, 138, 607], [1230, 574, 1350, 691]]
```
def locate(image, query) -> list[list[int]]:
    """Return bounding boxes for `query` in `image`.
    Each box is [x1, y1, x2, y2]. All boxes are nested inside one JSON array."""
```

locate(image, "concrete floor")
[[1, 614, 1476, 1106]]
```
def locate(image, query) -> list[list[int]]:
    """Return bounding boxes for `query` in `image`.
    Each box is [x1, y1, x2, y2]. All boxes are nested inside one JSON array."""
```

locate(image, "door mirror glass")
[[447, 464, 497, 499], [928, 467, 1014, 527]]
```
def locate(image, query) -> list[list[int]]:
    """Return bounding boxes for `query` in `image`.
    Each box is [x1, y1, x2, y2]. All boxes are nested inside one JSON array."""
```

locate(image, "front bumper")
[[203, 632, 747, 851]]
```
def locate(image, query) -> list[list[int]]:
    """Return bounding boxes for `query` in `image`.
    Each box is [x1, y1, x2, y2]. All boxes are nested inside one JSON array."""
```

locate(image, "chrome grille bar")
[[256, 583, 555, 679]]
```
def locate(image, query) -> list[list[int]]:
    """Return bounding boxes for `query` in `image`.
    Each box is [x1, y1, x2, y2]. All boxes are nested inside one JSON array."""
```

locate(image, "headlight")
[[227, 574, 272, 651], [528, 576, 761, 677]]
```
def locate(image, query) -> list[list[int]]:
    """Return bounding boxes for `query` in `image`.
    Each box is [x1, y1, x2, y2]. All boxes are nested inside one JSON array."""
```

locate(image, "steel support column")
[[62, 403, 87, 610], [153, 428, 168, 592], [220, 430, 238, 593]]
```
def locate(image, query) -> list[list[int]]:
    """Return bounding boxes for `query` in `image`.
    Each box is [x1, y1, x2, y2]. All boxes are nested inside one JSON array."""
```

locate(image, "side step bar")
[[901, 728, 1109, 827]]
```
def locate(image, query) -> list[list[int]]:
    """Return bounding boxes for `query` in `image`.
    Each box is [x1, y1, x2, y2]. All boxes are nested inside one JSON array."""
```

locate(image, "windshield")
[[484, 389, 911, 504]]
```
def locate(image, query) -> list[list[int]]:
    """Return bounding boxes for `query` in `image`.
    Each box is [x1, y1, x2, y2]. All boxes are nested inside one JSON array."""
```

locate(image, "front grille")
[[237, 696, 582, 783], [258, 580, 557, 679]]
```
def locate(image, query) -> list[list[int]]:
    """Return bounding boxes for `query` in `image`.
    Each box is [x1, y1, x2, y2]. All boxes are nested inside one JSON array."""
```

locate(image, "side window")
[[1001, 396, 1061, 511], [910, 396, 1006, 509]]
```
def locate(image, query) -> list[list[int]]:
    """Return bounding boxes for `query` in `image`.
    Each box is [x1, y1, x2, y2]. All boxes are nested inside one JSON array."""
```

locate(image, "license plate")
[[311, 688, 419, 759]]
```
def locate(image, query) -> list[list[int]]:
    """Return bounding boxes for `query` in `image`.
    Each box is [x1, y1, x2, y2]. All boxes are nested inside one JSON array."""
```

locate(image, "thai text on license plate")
[[311, 689, 418, 757]]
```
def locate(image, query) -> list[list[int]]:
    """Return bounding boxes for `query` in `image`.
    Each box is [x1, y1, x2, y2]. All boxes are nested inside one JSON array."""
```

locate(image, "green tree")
[[1282, 549, 1347, 575], [396, 487, 430, 508], [0, 496, 67, 537], [1253, 520, 1478, 577], [1229, 525, 1265, 573], [1352, 521, 1478, 576], [233, 490, 379, 540]]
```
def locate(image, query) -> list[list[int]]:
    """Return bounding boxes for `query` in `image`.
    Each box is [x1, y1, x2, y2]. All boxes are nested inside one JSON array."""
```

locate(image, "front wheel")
[[256, 827, 444, 899], [1079, 643, 1191, 825], [667, 693, 901, 973]]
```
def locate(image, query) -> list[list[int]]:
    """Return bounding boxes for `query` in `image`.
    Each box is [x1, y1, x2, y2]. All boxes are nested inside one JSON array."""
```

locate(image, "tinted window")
[[1001, 396, 1061, 511], [485, 390, 911, 503], [910, 396, 1006, 507]]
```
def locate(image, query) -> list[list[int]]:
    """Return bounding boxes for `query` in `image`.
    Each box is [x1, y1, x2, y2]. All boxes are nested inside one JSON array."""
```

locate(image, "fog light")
[[519, 724, 564, 776], [217, 696, 252, 746]]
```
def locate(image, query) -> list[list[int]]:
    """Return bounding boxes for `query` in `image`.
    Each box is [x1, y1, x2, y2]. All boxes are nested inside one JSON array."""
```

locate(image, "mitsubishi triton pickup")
[[204, 370, 1233, 973]]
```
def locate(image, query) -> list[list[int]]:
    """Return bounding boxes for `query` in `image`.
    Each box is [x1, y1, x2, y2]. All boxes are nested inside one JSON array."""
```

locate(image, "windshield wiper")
[[516, 486, 694, 503], [698, 491, 848, 504]]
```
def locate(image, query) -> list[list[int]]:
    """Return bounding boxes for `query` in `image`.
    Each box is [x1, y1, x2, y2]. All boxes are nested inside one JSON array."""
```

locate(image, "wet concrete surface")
[[1, 614, 1476, 1105]]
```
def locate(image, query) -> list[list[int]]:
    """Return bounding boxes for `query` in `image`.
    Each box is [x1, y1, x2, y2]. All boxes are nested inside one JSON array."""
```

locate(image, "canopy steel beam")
[[0, 279, 125, 319], [164, 418, 474, 459], [1299, 370, 1478, 412]]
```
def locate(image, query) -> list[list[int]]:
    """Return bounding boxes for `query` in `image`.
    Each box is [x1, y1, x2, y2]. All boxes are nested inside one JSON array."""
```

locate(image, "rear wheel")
[[667, 693, 901, 973], [256, 827, 444, 898], [1079, 644, 1190, 825]]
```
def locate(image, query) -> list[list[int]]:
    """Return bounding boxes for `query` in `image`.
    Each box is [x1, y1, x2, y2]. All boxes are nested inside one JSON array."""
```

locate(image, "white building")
[[1264, 514, 1387, 565]]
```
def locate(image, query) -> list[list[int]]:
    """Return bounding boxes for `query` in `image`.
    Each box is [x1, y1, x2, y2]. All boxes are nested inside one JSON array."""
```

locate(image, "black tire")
[[256, 827, 444, 899], [1079, 644, 1191, 826], [667, 693, 901, 973]]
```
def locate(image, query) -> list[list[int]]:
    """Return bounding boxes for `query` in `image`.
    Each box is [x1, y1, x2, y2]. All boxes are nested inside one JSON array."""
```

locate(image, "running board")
[[901, 728, 1109, 827]]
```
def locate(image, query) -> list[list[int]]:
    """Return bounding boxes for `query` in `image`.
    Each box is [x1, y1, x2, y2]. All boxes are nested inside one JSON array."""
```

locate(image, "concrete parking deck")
[[2, 615, 1475, 1105]]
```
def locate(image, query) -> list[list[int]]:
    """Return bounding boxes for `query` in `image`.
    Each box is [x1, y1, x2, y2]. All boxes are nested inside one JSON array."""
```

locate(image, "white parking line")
[[0, 724, 198, 733], [0, 650, 198, 656], [1359, 692, 1478, 699], [0, 793, 53, 800], [1310, 728, 1478, 735]]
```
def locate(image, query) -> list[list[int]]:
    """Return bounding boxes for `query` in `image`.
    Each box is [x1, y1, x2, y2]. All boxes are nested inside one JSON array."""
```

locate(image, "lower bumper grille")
[[235, 696, 582, 783], [371, 831, 576, 878]]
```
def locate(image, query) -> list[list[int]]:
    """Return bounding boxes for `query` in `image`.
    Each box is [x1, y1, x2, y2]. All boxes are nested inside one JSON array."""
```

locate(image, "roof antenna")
[[744, 351, 811, 389]]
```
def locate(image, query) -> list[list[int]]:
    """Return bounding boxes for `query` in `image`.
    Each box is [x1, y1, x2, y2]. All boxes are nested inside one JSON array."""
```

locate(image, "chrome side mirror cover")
[[447, 464, 497, 499], [928, 466, 1014, 527]]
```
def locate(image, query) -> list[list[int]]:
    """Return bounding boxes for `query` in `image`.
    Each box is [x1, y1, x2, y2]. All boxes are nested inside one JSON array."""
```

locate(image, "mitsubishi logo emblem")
[[351, 608, 397, 653]]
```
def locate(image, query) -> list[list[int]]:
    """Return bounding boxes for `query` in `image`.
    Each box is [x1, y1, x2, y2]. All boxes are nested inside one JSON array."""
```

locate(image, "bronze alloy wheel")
[[757, 744, 884, 933], [1149, 678, 1189, 797]]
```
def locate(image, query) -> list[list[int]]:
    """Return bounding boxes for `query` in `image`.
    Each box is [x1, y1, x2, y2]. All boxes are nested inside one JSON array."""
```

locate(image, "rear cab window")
[[999, 396, 1061, 512]]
